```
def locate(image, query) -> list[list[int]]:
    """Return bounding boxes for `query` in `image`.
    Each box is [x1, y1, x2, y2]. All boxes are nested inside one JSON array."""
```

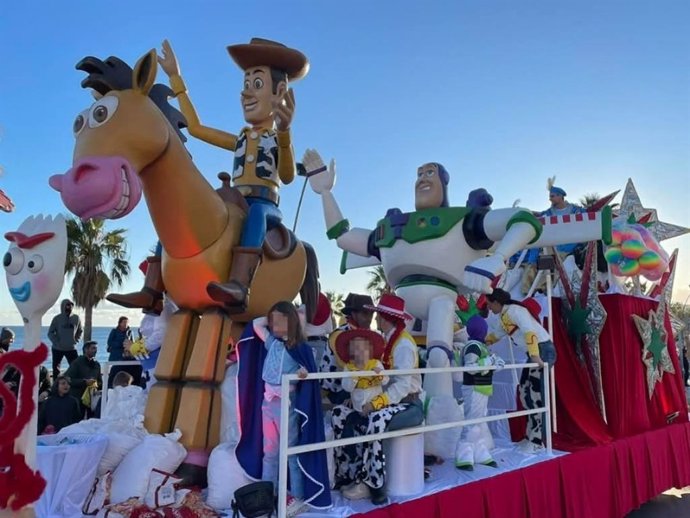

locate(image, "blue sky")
[[1, 1, 688, 326]]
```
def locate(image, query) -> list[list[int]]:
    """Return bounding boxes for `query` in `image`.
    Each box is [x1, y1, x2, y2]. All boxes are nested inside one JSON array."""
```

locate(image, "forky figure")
[[1, 215, 67, 517]]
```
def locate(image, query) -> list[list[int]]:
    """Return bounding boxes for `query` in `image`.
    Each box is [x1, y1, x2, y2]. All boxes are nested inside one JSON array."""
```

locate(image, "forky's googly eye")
[[27, 255, 44, 273], [3, 248, 24, 275]]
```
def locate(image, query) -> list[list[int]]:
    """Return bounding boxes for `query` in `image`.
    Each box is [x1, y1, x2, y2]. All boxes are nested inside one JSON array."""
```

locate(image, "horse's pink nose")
[[72, 161, 98, 183], [48, 174, 63, 192], [50, 156, 142, 220]]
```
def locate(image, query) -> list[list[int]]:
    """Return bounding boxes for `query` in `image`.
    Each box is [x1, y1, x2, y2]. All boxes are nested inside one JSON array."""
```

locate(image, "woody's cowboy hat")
[[335, 329, 385, 364], [227, 38, 309, 81], [342, 293, 374, 316], [365, 294, 413, 321]]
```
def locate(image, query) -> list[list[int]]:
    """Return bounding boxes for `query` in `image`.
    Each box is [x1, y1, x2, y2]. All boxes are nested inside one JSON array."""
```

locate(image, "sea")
[[3, 326, 130, 372]]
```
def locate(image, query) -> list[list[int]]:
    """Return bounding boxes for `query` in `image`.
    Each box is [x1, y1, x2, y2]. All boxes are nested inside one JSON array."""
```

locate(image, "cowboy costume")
[[332, 294, 422, 505]]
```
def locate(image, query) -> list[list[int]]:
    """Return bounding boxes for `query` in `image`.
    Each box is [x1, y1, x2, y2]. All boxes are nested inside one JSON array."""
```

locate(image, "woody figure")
[[110, 38, 308, 312]]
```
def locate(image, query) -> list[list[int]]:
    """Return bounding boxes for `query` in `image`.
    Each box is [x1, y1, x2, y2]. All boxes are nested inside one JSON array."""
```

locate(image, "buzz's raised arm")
[[303, 149, 374, 258]]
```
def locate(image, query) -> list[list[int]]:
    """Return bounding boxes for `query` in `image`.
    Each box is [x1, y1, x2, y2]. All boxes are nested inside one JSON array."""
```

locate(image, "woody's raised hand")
[[157, 39, 180, 77], [274, 88, 295, 132]]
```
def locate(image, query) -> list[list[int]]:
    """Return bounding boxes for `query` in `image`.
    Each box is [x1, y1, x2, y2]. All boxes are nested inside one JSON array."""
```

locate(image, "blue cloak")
[[234, 323, 332, 508]]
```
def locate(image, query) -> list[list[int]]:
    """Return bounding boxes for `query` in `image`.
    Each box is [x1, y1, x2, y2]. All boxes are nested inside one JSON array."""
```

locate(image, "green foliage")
[[366, 265, 390, 300], [65, 218, 131, 341], [671, 302, 690, 324], [325, 291, 345, 317]]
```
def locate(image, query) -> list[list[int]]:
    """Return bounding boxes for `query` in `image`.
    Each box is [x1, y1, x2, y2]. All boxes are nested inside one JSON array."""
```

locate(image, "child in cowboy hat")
[[321, 293, 375, 405], [333, 293, 422, 504], [336, 329, 389, 413]]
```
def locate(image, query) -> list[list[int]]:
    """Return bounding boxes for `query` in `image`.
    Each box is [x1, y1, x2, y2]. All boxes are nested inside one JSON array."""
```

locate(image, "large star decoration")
[[563, 250, 608, 415], [582, 244, 608, 415], [615, 178, 690, 242], [632, 298, 675, 399]]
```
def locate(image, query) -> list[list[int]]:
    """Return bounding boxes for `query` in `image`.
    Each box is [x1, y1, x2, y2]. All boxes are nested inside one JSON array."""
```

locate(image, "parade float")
[[0, 34, 687, 518]]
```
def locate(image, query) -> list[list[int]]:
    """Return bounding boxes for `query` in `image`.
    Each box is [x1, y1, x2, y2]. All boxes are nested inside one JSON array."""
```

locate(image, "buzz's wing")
[[339, 250, 381, 274]]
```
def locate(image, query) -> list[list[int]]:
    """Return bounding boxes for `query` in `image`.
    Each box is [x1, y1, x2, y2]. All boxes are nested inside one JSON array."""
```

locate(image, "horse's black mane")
[[76, 55, 188, 143]]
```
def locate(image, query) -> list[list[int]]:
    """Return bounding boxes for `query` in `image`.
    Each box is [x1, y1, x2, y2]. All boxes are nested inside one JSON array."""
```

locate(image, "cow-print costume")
[[320, 324, 352, 399], [518, 365, 546, 445], [331, 402, 407, 489]]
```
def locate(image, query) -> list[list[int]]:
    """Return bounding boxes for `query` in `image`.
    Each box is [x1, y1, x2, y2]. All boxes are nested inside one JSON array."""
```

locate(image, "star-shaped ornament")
[[632, 297, 675, 399], [615, 179, 690, 242]]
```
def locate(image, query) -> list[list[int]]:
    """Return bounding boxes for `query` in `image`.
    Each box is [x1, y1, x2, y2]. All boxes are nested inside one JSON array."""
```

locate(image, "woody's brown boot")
[[107, 256, 165, 315], [206, 246, 262, 311]]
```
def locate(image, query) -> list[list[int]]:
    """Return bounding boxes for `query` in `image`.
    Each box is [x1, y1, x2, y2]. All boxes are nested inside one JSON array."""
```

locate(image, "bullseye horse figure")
[[49, 50, 319, 483]]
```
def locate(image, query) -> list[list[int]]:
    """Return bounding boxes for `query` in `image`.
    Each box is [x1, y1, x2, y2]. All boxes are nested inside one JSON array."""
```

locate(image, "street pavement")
[[626, 487, 690, 517]]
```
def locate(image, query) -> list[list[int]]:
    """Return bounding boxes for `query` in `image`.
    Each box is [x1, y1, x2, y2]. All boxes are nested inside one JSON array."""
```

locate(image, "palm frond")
[[325, 290, 345, 316], [65, 217, 132, 337], [366, 265, 390, 299]]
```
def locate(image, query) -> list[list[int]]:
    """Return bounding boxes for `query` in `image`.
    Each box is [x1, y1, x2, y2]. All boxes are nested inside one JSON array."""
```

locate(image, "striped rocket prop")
[[530, 206, 612, 249]]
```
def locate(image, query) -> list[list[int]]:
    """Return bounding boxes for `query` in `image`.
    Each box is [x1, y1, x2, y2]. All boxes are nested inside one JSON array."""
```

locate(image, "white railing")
[[99, 360, 142, 415], [277, 362, 552, 518]]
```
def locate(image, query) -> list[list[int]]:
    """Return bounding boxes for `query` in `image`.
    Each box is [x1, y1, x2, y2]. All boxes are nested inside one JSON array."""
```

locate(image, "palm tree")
[[366, 265, 390, 300], [325, 291, 345, 317], [579, 192, 619, 211], [579, 193, 600, 210], [65, 218, 131, 341]]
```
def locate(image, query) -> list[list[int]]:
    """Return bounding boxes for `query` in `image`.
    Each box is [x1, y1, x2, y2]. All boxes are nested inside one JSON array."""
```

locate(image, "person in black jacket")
[[1, 332, 21, 394], [107, 316, 142, 387], [47, 299, 83, 379], [64, 341, 102, 417], [38, 375, 82, 434], [0, 329, 50, 406], [3, 364, 50, 398]]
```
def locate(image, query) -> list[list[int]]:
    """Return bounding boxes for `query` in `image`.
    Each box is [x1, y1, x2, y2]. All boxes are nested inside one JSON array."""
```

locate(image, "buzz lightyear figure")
[[303, 149, 610, 408]]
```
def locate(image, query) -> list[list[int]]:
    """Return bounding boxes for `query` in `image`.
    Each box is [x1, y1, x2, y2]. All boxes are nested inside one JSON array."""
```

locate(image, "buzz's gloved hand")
[[492, 355, 506, 369]]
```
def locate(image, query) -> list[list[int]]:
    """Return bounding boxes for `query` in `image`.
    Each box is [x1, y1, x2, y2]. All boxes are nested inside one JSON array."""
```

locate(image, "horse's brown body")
[[158, 194, 308, 320]]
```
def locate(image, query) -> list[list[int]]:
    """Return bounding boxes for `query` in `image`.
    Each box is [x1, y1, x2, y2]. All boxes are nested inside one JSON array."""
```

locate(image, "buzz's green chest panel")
[[375, 207, 470, 248]]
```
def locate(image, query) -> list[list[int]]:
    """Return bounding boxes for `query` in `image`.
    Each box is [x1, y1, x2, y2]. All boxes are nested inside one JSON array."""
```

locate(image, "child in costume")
[[234, 303, 331, 514], [338, 329, 389, 413], [332, 294, 422, 505], [251, 301, 317, 515], [453, 315, 504, 469]]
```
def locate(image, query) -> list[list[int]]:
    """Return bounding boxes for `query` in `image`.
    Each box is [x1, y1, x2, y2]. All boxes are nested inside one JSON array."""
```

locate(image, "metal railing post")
[[277, 374, 291, 518], [545, 268, 558, 434], [543, 362, 553, 455]]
